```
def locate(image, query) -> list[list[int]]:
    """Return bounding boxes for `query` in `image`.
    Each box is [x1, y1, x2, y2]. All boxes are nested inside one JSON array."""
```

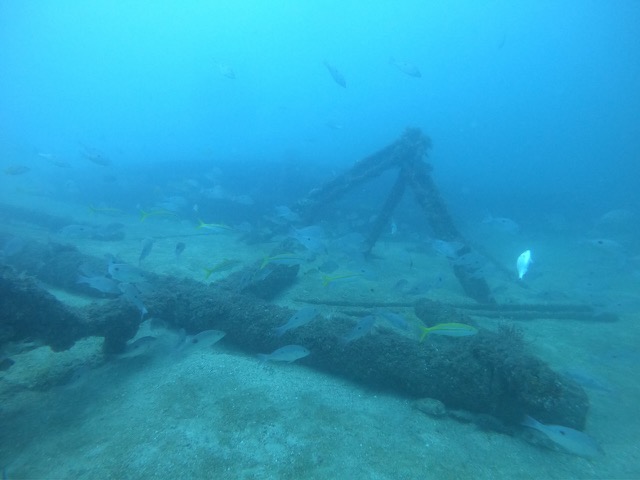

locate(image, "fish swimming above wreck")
[[389, 57, 421, 78], [258, 345, 310, 363], [323, 61, 346, 88]]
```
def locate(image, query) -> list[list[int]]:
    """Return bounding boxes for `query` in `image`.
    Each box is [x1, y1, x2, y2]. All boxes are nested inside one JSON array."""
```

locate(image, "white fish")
[[178, 330, 226, 353], [119, 282, 148, 319], [118, 336, 157, 359], [516, 249, 532, 279], [584, 238, 622, 250], [109, 262, 147, 283], [521, 415, 603, 458], [341, 315, 376, 345], [378, 310, 409, 330], [274, 307, 319, 336], [258, 345, 310, 363], [389, 57, 421, 78], [483, 215, 520, 234], [77, 274, 121, 294], [431, 239, 464, 258]]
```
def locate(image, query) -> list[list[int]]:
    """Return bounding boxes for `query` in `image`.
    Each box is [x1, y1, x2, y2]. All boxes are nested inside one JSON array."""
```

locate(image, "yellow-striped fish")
[[322, 272, 362, 287], [419, 323, 478, 341], [197, 219, 233, 232], [204, 259, 241, 279]]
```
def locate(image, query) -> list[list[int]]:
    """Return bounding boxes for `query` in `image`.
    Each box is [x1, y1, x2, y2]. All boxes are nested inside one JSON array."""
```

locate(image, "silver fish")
[[119, 282, 148, 319], [323, 61, 346, 88], [77, 274, 121, 294], [390, 57, 421, 78], [274, 307, 319, 336], [378, 310, 409, 330], [179, 330, 226, 352], [58, 224, 95, 239], [175, 242, 186, 260], [118, 336, 157, 358], [109, 262, 147, 283], [258, 345, 310, 363], [341, 315, 375, 345], [522, 415, 603, 458], [138, 237, 154, 265]]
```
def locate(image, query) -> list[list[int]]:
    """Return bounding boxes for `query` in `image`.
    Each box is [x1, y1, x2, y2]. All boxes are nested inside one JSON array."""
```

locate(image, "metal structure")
[[295, 128, 494, 304]]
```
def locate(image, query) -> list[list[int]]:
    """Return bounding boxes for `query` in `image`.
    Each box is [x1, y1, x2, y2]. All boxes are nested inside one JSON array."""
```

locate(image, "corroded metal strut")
[[296, 128, 495, 304]]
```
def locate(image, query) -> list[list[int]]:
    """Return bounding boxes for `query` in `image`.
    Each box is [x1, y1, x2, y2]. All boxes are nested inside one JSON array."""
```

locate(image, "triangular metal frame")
[[295, 128, 495, 304]]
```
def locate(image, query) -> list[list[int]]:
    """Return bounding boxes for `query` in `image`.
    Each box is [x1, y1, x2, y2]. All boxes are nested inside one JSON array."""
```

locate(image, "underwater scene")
[[1, 2, 639, 479]]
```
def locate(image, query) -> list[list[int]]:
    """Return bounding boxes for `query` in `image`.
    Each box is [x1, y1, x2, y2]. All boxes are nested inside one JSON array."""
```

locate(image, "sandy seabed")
[[1, 195, 639, 479]]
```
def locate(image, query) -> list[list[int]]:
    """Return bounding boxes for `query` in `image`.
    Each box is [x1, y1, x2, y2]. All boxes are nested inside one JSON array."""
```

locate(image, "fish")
[[77, 274, 121, 294], [431, 239, 464, 259], [1, 236, 25, 258], [483, 215, 520, 234], [516, 249, 532, 279], [138, 237, 154, 265], [3, 165, 30, 175], [378, 310, 409, 330], [322, 272, 362, 287], [521, 415, 603, 458], [108, 262, 147, 283], [139, 209, 179, 222], [57, 224, 96, 239], [0, 357, 15, 371], [389, 57, 421, 78], [419, 323, 478, 341], [118, 336, 157, 358], [215, 61, 236, 79], [178, 330, 226, 352], [118, 282, 148, 319], [204, 259, 241, 279], [583, 238, 622, 250], [88, 204, 122, 216], [258, 345, 310, 363], [323, 61, 346, 88], [197, 219, 233, 232], [81, 150, 111, 166], [274, 206, 301, 222], [175, 242, 186, 260], [324, 120, 343, 130], [261, 253, 306, 269], [341, 315, 376, 345], [274, 307, 320, 336], [290, 225, 326, 252]]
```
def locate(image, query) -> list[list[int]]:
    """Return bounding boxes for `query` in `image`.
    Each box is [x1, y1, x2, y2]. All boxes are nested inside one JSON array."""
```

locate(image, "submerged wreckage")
[[1, 129, 610, 433]]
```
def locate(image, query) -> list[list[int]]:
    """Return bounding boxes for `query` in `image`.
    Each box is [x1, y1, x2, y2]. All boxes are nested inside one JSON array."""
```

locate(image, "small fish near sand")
[[118, 336, 157, 359], [274, 307, 320, 337], [175, 242, 186, 261], [204, 258, 241, 279], [521, 415, 603, 458], [178, 330, 226, 354], [258, 345, 310, 364], [340, 315, 376, 345], [108, 262, 147, 283], [419, 323, 478, 341], [197, 219, 234, 232], [138, 237, 154, 265], [77, 274, 121, 295], [118, 282, 149, 319], [323, 61, 346, 88], [516, 249, 533, 280]]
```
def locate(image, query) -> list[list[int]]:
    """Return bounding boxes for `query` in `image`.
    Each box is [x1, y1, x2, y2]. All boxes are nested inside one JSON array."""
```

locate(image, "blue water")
[[1, 2, 639, 478], [1, 2, 638, 212]]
